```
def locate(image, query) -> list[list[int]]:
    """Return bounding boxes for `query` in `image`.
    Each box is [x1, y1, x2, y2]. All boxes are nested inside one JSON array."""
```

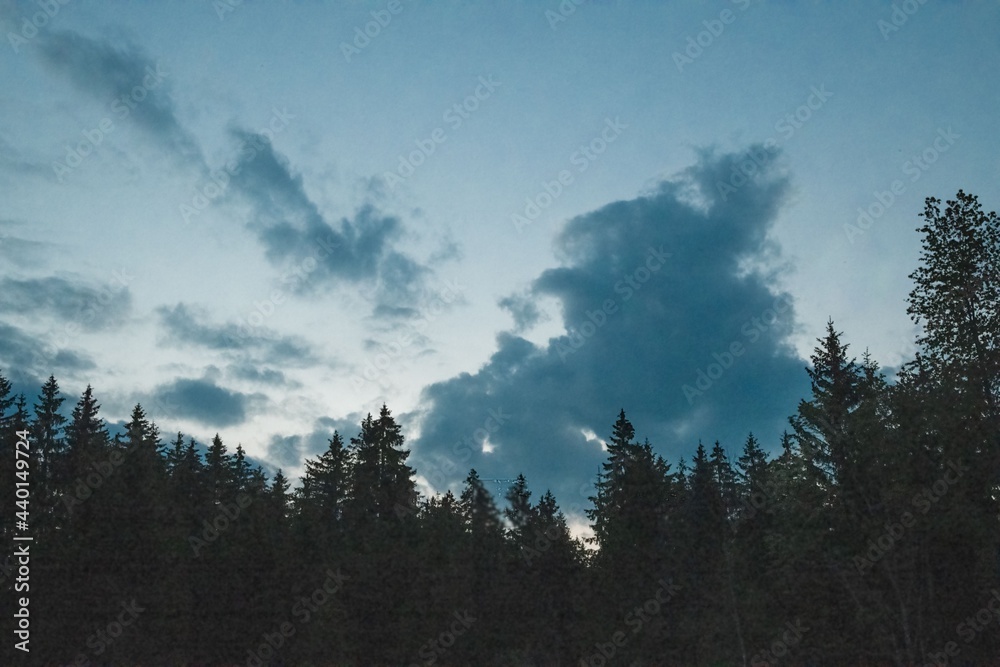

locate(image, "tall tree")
[[347, 405, 416, 523], [31, 375, 66, 507]]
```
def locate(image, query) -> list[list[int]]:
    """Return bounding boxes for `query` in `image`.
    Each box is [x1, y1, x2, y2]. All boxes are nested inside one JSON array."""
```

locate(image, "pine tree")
[[31, 375, 66, 508], [348, 405, 416, 523]]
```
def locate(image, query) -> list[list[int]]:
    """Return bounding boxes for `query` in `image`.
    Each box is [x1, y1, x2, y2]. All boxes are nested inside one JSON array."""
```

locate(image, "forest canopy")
[[1, 190, 998, 665]]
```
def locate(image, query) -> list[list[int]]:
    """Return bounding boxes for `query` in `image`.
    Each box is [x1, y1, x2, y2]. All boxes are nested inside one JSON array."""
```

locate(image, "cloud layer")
[[410, 147, 810, 511]]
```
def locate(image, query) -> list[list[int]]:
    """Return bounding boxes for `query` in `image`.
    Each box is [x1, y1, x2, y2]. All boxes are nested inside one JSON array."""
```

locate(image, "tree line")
[[0, 190, 997, 666]]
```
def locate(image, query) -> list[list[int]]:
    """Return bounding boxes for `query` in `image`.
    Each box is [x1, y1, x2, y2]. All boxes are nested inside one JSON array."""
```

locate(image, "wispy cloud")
[[156, 303, 320, 367], [36, 30, 200, 161]]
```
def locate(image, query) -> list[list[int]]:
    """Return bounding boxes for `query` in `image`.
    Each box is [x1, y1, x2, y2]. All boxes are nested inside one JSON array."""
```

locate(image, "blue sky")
[[2, 0, 998, 532]]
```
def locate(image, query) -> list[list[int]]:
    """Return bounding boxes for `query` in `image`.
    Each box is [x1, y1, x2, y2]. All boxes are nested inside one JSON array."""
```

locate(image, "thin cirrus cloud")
[[33, 29, 438, 322], [0, 275, 132, 331], [155, 302, 319, 368], [222, 128, 433, 314], [35, 30, 200, 162], [409, 146, 811, 509]]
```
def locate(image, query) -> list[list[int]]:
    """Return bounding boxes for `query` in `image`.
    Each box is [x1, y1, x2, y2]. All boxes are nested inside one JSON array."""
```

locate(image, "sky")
[[1, 0, 998, 533]]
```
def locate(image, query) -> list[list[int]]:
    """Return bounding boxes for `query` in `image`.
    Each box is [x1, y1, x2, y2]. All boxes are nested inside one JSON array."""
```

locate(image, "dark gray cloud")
[[498, 292, 548, 333], [224, 129, 432, 313], [36, 30, 199, 161], [0, 322, 95, 383], [151, 377, 264, 428], [156, 303, 318, 367], [266, 414, 363, 470], [0, 276, 132, 331], [409, 146, 810, 512]]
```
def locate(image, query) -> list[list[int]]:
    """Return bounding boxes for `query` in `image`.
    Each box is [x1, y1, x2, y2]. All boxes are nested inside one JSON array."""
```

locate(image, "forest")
[[0, 190, 997, 666]]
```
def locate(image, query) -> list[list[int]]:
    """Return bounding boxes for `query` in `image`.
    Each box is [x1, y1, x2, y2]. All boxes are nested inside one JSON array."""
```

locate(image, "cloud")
[[498, 292, 548, 333], [36, 30, 199, 161], [226, 362, 294, 387], [409, 146, 810, 513], [151, 377, 265, 428], [0, 221, 51, 268], [0, 137, 52, 181], [266, 414, 363, 470], [223, 129, 433, 312], [156, 303, 318, 367], [0, 322, 96, 383], [0, 275, 132, 331]]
